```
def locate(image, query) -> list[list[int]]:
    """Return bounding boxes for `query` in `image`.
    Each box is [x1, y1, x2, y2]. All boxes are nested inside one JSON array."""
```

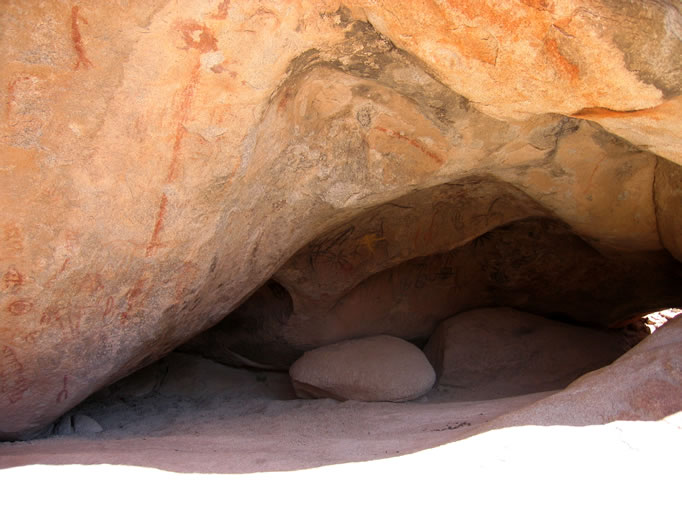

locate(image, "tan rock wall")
[[1, 0, 681, 438]]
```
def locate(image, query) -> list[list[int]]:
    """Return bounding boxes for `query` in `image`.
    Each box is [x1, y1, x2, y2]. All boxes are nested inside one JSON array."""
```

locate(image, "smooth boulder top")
[[289, 335, 436, 402]]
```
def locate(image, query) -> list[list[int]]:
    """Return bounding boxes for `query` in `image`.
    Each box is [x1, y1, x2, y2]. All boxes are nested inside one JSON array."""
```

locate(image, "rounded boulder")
[[289, 335, 435, 402]]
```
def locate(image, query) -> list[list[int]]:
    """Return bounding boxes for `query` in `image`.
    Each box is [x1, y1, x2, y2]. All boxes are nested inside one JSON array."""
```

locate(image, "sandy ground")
[[0, 352, 556, 473], [1, 314, 680, 509]]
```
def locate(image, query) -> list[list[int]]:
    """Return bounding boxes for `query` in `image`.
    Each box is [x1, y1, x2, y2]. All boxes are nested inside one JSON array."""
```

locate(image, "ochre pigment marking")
[[3, 224, 23, 253], [56, 375, 69, 403], [0, 345, 29, 404], [174, 261, 200, 301], [544, 38, 579, 81], [167, 61, 202, 183], [445, 0, 534, 35], [45, 257, 70, 288], [146, 193, 169, 256], [40, 304, 81, 342], [7, 299, 33, 316], [103, 296, 114, 318], [2, 267, 24, 290], [359, 233, 385, 256], [78, 273, 104, 294], [413, 211, 437, 248], [176, 20, 218, 53], [120, 278, 147, 323], [519, 0, 552, 12], [581, 154, 607, 195], [71, 6, 93, 70], [278, 90, 292, 111], [6, 77, 29, 119], [374, 126, 445, 165], [211, 0, 230, 19]]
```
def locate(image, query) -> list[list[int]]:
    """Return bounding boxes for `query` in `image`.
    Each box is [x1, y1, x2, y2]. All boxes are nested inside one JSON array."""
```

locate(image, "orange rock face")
[[1, 0, 681, 438]]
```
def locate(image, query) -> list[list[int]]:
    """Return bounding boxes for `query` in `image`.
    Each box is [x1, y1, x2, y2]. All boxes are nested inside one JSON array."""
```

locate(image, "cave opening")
[[44, 178, 681, 456]]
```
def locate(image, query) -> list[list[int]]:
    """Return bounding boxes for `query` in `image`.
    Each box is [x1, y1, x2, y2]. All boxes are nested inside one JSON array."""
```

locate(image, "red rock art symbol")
[[120, 278, 147, 323], [174, 261, 200, 301], [166, 59, 202, 183], [71, 5, 93, 70], [146, 193, 169, 256], [2, 224, 23, 254], [6, 76, 30, 119], [2, 267, 24, 291], [45, 257, 70, 288], [175, 20, 218, 53], [373, 126, 445, 165], [78, 273, 104, 294], [64, 230, 80, 252], [0, 345, 30, 405], [103, 296, 114, 318], [40, 304, 81, 341], [56, 375, 69, 403], [210, 0, 230, 20], [22, 330, 41, 345], [543, 37, 578, 82], [7, 299, 33, 316]]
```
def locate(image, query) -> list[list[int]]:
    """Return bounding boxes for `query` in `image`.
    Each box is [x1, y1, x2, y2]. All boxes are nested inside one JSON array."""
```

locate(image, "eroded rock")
[[0, 0, 681, 438], [489, 315, 682, 427], [424, 308, 627, 400], [186, 217, 682, 368], [289, 335, 435, 402]]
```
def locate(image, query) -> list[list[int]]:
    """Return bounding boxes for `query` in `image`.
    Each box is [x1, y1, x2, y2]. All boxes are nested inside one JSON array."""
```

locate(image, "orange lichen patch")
[[71, 6, 93, 70], [175, 20, 219, 53], [374, 126, 445, 165], [544, 37, 579, 81]]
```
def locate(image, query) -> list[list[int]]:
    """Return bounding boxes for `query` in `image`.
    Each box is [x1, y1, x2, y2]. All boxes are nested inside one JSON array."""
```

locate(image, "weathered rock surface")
[[289, 335, 435, 402], [488, 314, 682, 427], [187, 216, 682, 368], [1, 0, 681, 438], [424, 307, 627, 400]]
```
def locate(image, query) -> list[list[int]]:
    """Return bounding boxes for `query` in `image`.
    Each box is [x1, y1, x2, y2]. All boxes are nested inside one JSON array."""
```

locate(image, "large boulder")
[[488, 314, 682, 427], [289, 335, 435, 402], [1, 0, 681, 438], [423, 307, 627, 400]]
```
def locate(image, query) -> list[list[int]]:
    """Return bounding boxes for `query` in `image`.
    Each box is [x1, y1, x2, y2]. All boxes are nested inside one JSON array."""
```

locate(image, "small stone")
[[72, 414, 103, 434], [53, 415, 74, 436], [289, 335, 435, 402]]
